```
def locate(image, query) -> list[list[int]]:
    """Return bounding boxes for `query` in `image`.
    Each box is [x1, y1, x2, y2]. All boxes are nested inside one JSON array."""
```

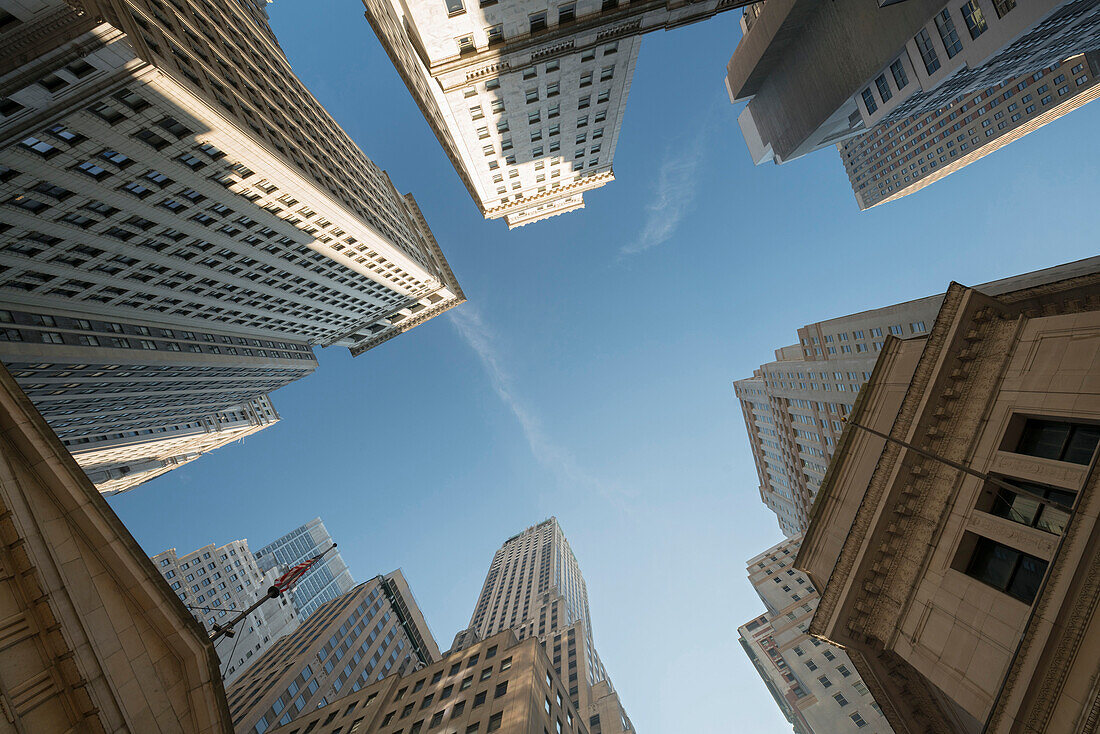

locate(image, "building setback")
[[726, 0, 1100, 167], [457, 517, 634, 733], [269, 630, 590, 734], [841, 51, 1100, 210], [361, 0, 752, 228], [733, 256, 1100, 536], [796, 262, 1100, 733], [739, 536, 893, 733], [254, 517, 356, 619], [0, 361, 230, 732], [225, 571, 441, 734], [152, 537, 301, 685], [0, 0, 464, 492]]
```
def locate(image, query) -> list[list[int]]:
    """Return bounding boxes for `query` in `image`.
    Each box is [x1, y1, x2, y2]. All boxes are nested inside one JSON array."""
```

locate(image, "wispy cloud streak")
[[449, 306, 630, 506], [620, 131, 706, 256]]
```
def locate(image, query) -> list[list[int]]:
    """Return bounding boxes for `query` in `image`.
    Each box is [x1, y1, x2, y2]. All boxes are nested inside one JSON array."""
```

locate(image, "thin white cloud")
[[620, 131, 706, 256], [449, 306, 632, 506]]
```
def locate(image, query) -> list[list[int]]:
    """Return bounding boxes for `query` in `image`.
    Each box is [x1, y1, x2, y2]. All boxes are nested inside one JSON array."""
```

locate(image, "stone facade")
[[0, 0, 464, 491], [362, 0, 750, 227], [726, 0, 1100, 166], [268, 630, 589, 734], [840, 51, 1100, 210], [152, 537, 301, 685], [796, 261, 1100, 733], [739, 536, 894, 733], [0, 360, 230, 732]]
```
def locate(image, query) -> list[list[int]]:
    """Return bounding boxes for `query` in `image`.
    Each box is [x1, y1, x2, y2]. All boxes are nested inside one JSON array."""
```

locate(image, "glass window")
[[445, 0, 464, 14], [1014, 419, 1100, 464], [915, 29, 940, 74], [934, 10, 963, 58], [861, 89, 878, 115], [989, 480, 1075, 535], [965, 536, 1048, 603], [960, 1, 987, 38], [875, 74, 892, 102]]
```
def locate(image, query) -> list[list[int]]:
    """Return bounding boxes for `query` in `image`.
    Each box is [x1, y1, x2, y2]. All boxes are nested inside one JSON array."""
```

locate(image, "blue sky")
[[111, 2, 1100, 731]]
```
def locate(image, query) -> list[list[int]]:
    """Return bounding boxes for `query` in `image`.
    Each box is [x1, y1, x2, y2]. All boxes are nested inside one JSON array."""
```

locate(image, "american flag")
[[273, 544, 335, 593]]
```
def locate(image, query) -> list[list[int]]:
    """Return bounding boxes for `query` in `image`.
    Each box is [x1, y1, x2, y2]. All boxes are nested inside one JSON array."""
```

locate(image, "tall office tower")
[[733, 257, 1100, 536], [734, 295, 944, 536], [226, 571, 441, 734], [72, 393, 279, 495], [0, 0, 464, 489], [254, 517, 356, 619], [268, 629, 591, 734], [362, 0, 750, 228], [152, 537, 301, 685], [725, 0, 1100, 167], [739, 537, 894, 734], [841, 51, 1100, 210], [460, 518, 635, 733]]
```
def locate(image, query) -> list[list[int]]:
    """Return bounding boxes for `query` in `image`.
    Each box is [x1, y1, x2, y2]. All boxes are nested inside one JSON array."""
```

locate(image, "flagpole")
[[209, 543, 337, 643]]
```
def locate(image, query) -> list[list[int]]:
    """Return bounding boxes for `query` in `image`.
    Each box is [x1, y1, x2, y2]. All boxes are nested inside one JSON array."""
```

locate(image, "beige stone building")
[[269, 629, 588, 734], [361, 0, 751, 227], [796, 261, 1100, 732], [841, 51, 1100, 210], [152, 537, 301, 685], [0, 0, 464, 492], [739, 536, 894, 733], [0, 360, 230, 732]]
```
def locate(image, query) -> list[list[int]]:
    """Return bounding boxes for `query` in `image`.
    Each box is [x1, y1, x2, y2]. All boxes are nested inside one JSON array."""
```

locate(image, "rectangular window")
[[987, 479, 1074, 535], [445, 0, 464, 14], [992, 0, 1015, 17], [915, 29, 941, 74], [875, 74, 892, 102], [559, 2, 575, 22], [960, 1, 987, 38], [487, 24, 503, 44], [861, 88, 878, 115], [963, 535, 1048, 604], [934, 10, 962, 58], [1013, 419, 1100, 465], [529, 11, 547, 32]]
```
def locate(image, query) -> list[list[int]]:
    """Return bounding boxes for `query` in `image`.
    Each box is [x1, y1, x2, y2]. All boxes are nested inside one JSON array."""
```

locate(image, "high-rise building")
[[797, 262, 1100, 733], [73, 394, 279, 495], [226, 571, 441, 734], [0, 0, 464, 491], [267, 629, 591, 734], [840, 51, 1100, 210], [152, 537, 301, 685], [734, 256, 1100, 536], [739, 536, 894, 733], [361, 0, 750, 228], [458, 518, 634, 733], [254, 517, 356, 619], [0, 361, 229, 733], [726, 0, 1100, 167]]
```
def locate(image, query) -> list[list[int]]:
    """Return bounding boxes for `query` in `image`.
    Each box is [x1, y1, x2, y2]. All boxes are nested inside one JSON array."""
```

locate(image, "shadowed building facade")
[[727, 0, 1100, 167], [0, 361, 230, 732], [0, 0, 464, 492], [361, 0, 752, 227], [796, 262, 1100, 733]]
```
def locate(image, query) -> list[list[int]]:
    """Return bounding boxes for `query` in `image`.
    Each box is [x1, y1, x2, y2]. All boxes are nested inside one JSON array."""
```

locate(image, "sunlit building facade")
[[0, 0, 464, 490], [254, 517, 356, 619]]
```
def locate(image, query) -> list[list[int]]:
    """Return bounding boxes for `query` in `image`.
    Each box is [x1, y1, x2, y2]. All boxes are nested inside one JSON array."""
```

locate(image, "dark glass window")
[[875, 74, 892, 102], [915, 29, 940, 74], [961, 1, 987, 38], [1015, 419, 1100, 464], [989, 480, 1074, 535], [965, 537, 1048, 603], [935, 10, 963, 58], [861, 89, 878, 115]]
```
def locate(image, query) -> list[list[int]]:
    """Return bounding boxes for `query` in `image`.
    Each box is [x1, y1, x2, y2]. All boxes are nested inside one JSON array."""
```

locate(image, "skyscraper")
[[0, 0, 464, 491], [361, 0, 750, 228], [152, 537, 301, 684], [726, 0, 1100, 167], [734, 256, 1100, 535], [458, 518, 634, 733], [840, 52, 1100, 210], [72, 394, 279, 495], [739, 536, 893, 733], [226, 571, 441, 734], [254, 518, 356, 619]]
